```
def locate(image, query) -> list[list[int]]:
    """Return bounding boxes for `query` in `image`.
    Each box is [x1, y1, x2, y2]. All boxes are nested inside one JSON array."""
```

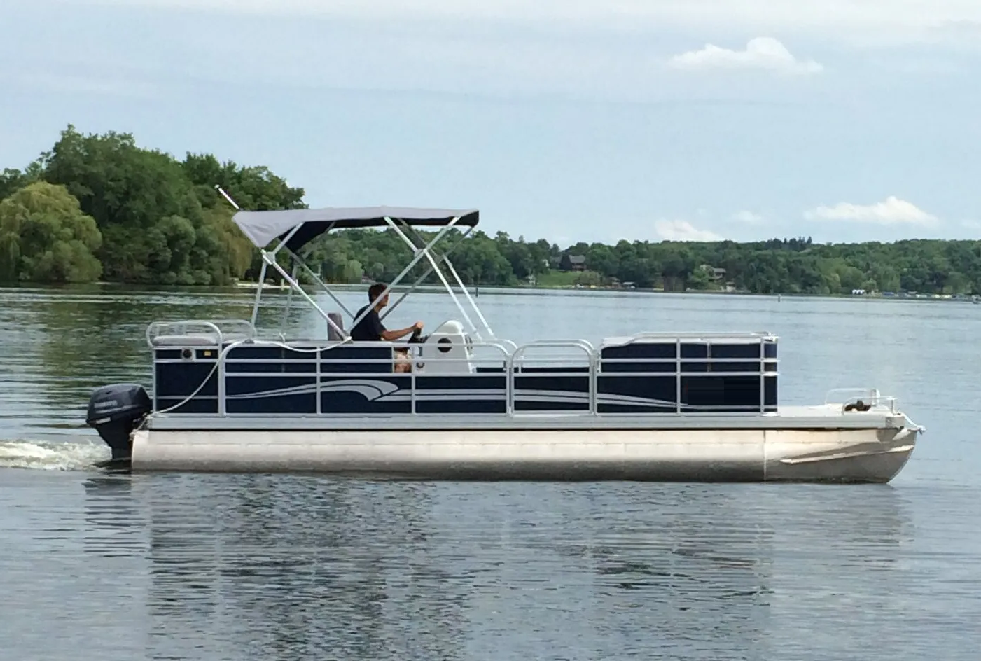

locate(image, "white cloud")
[[655, 219, 724, 242], [804, 196, 940, 226], [668, 38, 822, 75], [732, 210, 765, 224], [961, 219, 981, 230]]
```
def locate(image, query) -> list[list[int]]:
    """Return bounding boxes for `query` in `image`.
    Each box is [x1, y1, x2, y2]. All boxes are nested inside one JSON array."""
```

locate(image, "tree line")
[[1, 126, 980, 295], [0, 125, 303, 286]]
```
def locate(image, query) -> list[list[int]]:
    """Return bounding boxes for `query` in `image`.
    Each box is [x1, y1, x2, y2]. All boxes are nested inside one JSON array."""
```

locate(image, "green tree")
[[41, 126, 203, 280], [32, 125, 268, 285], [182, 154, 306, 213], [0, 182, 102, 283], [687, 267, 712, 291]]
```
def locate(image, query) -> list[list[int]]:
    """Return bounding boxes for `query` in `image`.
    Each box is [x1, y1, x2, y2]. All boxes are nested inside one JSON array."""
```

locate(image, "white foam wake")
[[0, 440, 110, 471]]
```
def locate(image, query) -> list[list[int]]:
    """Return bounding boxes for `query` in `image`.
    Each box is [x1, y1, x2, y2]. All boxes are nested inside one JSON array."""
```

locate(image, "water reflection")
[[82, 475, 146, 556], [76, 477, 913, 660], [0, 286, 257, 441]]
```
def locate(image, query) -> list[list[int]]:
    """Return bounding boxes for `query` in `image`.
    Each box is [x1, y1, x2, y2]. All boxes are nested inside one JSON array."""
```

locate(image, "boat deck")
[[147, 402, 911, 432]]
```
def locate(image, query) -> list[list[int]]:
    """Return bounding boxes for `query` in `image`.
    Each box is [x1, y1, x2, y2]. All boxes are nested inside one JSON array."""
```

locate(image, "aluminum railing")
[[146, 319, 257, 347], [150, 328, 779, 418], [824, 388, 897, 413]]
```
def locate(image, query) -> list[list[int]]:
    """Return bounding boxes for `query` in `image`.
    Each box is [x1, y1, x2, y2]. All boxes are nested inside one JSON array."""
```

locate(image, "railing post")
[[316, 344, 322, 415], [589, 350, 598, 415], [217, 343, 227, 417], [152, 350, 159, 413], [506, 353, 515, 416], [759, 338, 765, 414], [675, 338, 682, 414]]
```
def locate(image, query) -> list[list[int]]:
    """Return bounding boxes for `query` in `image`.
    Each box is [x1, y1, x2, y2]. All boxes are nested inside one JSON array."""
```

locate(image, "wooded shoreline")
[[2, 126, 979, 296]]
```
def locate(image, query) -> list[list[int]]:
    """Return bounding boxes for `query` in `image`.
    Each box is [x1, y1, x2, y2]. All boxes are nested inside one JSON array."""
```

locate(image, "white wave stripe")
[[226, 380, 399, 401], [223, 380, 686, 408], [520, 390, 680, 407], [0, 440, 109, 471]]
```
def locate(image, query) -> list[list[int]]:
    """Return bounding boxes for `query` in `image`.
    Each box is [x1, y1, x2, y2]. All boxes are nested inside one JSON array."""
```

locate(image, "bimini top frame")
[[218, 187, 494, 342]]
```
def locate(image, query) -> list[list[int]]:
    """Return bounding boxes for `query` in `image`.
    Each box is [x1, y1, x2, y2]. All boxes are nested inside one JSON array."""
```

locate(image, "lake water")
[[1, 284, 980, 660]]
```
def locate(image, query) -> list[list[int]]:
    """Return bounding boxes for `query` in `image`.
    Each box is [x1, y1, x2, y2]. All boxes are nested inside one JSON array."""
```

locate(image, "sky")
[[1, 0, 979, 247]]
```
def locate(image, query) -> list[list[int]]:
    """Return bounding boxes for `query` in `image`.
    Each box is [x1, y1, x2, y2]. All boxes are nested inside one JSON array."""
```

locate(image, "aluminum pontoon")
[[85, 195, 924, 481]]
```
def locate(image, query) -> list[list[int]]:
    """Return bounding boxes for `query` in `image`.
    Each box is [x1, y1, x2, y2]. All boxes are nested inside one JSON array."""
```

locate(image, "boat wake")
[[0, 440, 109, 471]]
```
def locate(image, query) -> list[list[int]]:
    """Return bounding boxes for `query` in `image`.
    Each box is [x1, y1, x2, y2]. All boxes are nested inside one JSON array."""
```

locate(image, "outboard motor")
[[85, 384, 152, 462]]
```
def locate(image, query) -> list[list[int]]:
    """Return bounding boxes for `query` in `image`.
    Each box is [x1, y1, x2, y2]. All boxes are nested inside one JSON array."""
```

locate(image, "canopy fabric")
[[233, 207, 480, 252]]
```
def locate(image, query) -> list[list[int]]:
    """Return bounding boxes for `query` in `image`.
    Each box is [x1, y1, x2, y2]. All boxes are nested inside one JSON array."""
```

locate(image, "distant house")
[[699, 264, 726, 281], [561, 254, 587, 272]]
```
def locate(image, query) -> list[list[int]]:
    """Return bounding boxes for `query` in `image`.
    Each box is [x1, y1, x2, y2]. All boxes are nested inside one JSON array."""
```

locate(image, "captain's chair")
[[327, 312, 345, 342]]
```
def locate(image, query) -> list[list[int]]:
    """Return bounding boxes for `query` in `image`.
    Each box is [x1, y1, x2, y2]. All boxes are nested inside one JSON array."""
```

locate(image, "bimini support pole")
[[280, 218, 355, 321], [214, 186, 268, 329], [392, 220, 494, 339], [279, 260, 300, 339], [260, 249, 347, 340], [260, 223, 347, 340], [282, 247, 354, 320], [251, 261, 267, 327], [348, 217, 462, 333], [382, 227, 473, 320], [384, 217, 480, 337], [440, 254, 494, 338]]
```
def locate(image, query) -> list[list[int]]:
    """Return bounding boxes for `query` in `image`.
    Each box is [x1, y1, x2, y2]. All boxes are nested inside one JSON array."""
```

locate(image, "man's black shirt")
[[350, 305, 386, 341]]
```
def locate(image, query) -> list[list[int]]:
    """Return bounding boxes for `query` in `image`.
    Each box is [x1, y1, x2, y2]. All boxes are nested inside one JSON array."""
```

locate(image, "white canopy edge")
[[232, 207, 479, 249]]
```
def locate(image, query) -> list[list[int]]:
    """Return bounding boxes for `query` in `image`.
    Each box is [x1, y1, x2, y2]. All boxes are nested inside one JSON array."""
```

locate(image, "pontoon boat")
[[85, 195, 924, 481]]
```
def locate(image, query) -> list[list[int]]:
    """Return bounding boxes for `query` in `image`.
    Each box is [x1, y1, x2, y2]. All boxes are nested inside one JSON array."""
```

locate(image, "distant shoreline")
[[2, 280, 978, 303], [228, 280, 980, 303]]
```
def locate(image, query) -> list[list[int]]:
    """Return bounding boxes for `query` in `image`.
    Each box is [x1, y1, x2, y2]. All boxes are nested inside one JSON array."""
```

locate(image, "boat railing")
[[146, 319, 258, 348], [824, 388, 896, 413], [506, 340, 598, 414], [623, 331, 775, 340], [152, 327, 779, 417]]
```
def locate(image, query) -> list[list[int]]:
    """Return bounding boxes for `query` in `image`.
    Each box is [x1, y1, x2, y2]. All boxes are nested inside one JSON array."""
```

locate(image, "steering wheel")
[[409, 327, 428, 344]]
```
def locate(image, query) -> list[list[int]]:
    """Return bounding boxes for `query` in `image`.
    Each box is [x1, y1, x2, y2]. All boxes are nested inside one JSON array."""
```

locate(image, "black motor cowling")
[[85, 384, 151, 462]]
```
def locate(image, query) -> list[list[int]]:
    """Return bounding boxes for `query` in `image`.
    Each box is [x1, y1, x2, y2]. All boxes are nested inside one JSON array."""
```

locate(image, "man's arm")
[[380, 321, 423, 342]]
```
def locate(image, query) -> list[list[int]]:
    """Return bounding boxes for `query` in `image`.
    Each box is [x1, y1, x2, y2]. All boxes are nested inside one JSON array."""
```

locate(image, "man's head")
[[368, 282, 389, 308]]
